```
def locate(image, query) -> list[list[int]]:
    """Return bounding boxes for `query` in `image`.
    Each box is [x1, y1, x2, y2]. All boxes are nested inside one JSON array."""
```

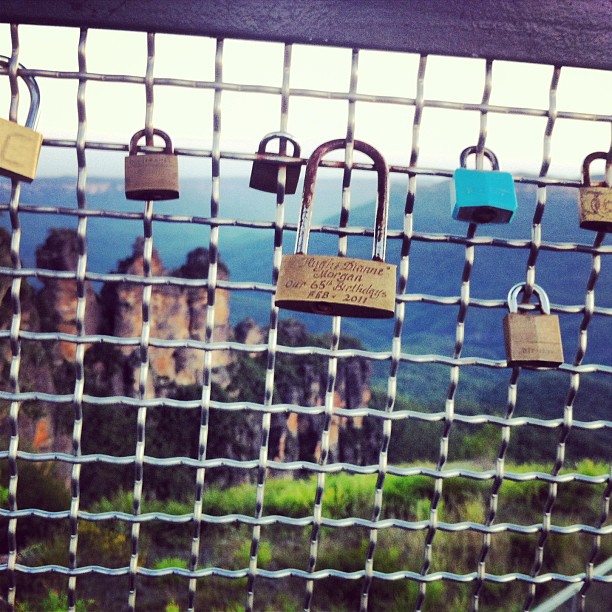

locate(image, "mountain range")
[[4, 174, 608, 356], [1, 174, 610, 397]]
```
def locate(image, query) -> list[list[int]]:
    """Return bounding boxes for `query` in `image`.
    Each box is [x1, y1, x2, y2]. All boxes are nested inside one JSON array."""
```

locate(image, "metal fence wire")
[[0, 19, 610, 612]]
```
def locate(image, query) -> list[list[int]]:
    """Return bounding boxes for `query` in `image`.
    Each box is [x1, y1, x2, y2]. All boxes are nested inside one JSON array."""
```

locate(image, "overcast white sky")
[[1, 24, 611, 180]]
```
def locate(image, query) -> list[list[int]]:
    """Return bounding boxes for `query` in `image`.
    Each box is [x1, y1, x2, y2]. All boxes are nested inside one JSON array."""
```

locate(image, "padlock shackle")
[[295, 139, 389, 262], [0, 55, 41, 129], [257, 131, 301, 158], [459, 146, 500, 171], [129, 128, 174, 155], [582, 151, 611, 187], [507, 282, 551, 315]]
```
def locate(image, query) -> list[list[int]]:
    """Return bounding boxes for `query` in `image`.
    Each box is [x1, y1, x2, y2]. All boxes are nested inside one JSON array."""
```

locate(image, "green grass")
[[4, 460, 609, 610]]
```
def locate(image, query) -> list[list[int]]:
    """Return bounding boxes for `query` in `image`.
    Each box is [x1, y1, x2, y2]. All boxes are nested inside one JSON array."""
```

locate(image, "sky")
[[0, 23, 611, 181]]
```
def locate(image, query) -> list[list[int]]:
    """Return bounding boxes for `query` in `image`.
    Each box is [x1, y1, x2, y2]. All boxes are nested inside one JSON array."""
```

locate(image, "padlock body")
[[578, 186, 612, 232], [452, 168, 517, 223], [249, 160, 301, 194], [503, 313, 564, 368], [275, 254, 396, 318], [125, 153, 179, 200], [0, 117, 43, 182]]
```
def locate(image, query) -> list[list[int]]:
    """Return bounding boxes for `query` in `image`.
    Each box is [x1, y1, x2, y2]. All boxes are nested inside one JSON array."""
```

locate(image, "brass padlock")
[[578, 151, 612, 232], [0, 55, 43, 182], [124, 128, 179, 200], [503, 283, 564, 369], [275, 139, 397, 319], [249, 131, 302, 194]]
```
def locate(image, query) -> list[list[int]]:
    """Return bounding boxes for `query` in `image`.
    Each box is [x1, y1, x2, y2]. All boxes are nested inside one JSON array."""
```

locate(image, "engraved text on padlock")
[[578, 151, 612, 232], [276, 254, 396, 318]]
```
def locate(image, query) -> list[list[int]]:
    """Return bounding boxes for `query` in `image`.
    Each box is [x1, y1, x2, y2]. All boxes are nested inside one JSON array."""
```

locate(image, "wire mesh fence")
[[0, 19, 610, 612]]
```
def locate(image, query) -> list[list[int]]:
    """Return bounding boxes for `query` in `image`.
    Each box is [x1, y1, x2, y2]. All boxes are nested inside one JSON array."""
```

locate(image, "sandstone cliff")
[[107, 238, 232, 396], [1, 227, 380, 495]]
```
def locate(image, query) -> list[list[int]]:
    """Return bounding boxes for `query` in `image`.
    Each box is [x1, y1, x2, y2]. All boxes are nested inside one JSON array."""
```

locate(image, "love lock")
[[503, 282, 564, 369], [577, 151, 612, 232], [0, 55, 43, 182], [451, 146, 517, 224], [249, 131, 302, 194], [275, 139, 396, 318], [124, 128, 179, 201]]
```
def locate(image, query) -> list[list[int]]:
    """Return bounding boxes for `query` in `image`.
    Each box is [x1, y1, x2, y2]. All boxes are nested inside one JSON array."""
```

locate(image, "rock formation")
[[1, 227, 380, 493], [269, 318, 378, 467], [108, 239, 232, 396], [35, 228, 100, 363]]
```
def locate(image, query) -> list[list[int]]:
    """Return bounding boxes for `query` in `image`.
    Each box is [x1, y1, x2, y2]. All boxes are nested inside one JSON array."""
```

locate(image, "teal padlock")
[[451, 146, 517, 223]]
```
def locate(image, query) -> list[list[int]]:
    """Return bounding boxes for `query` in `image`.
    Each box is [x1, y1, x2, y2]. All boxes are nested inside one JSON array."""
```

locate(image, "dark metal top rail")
[[1, 0, 611, 71]]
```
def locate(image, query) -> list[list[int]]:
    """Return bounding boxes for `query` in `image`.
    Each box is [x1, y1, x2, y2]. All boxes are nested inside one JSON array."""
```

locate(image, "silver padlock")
[[503, 283, 564, 369], [124, 128, 179, 201], [249, 131, 302, 194], [0, 55, 43, 182]]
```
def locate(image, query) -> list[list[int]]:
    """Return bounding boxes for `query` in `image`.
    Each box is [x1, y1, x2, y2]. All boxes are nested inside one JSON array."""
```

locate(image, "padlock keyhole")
[[312, 302, 333, 315], [472, 206, 498, 223]]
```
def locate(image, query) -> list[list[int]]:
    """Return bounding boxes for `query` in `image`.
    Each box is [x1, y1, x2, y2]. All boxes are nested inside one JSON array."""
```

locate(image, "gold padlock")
[[578, 151, 612, 232], [275, 139, 397, 319], [0, 55, 43, 182], [124, 128, 179, 200], [503, 283, 564, 369]]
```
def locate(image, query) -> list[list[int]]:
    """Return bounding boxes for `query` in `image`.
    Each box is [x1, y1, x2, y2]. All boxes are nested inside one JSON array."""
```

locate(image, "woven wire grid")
[[0, 23, 610, 612]]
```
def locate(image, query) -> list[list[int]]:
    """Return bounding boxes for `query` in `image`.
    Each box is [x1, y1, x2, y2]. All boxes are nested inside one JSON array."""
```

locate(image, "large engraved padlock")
[[124, 128, 179, 200], [0, 55, 43, 182], [249, 131, 302, 194], [275, 139, 396, 318], [452, 146, 517, 223], [503, 283, 564, 369], [578, 151, 612, 232]]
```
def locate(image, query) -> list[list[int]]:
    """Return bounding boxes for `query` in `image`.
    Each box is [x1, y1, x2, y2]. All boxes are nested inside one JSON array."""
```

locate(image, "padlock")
[[275, 139, 396, 319], [451, 146, 517, 223], [124, 128, 179, 200], [0, 55, 43, 182], [578, 151, 612, 232], [249, 131, 302, 194], [503, 283, 564, 369]]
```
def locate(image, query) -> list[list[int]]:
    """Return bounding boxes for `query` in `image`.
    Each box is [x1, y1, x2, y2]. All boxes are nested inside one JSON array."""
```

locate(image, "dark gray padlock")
[[249, 131, 302, 194], [124, 128, 179, 201]]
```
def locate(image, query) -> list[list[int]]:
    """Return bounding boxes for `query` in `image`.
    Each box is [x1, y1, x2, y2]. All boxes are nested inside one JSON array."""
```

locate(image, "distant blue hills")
[[1, 174, 610, 367], [2, 174, 608, 456]]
